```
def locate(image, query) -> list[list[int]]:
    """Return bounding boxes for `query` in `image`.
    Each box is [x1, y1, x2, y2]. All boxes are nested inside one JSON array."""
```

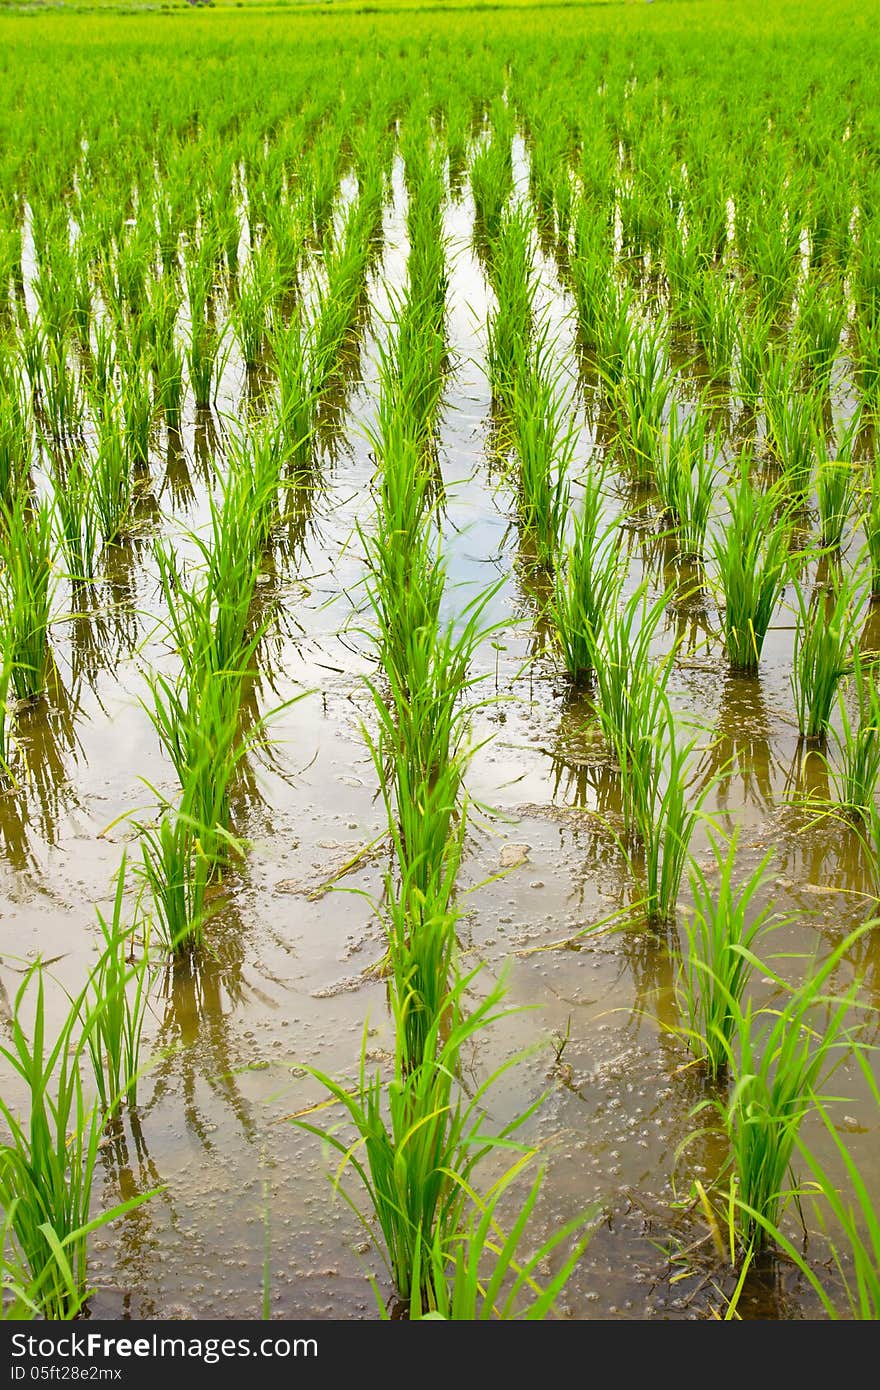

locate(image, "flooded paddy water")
[[1, 1, 879, 1323]]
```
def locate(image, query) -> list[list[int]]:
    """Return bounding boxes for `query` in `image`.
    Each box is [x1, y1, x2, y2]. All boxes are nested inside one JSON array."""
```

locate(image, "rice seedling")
[[860, 453, 880, 597], [269, 315, 319, 473], [91, 394, 134, 544], [628, 693, 709, 927], [0, 490, 55, 703], [569, 205, 614, 348], [394, 1159, 596, 1320], [677, 831, 777, 1080], [754, 1044, 880, 1319], [594, 284, 636, 391], [81, 854, 153, 1112], [0, 363, 31, 503], [121, 362, 154, 473], [763, 358, 821, 502], [0, 962, 160, 1318], [136, 810, 212, 955], [654, 400, 719, 561], [506, 333, 574, 568], [825, 645, 880, 820], [735, 303, 773, 409], [692, 270, 738, 379], [591, 581, 675, 802], [232, 246, 278, 370], [691, 925, 867, 1254], [610, 319, 673, 483], [39, 339, 84, 445], [187, 314, 227, 412], [796, 276, 846, 388], [711, 456, 794, 673], [551, 463, 622, 688], [485, 204, 537, 408], [294, 966, 544, 1313], [817, 454, 859, 553], [470, 129, 513, 250], [49, 447, 99, 587], [789, 570, 864, 746]]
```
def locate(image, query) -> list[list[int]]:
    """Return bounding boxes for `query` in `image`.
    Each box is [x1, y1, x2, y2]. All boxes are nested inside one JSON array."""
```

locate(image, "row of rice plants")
[[300, 180, 594, 1317]]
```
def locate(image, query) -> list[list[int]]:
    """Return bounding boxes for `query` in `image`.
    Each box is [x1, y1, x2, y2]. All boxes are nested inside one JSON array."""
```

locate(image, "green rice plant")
[[0, 363, 31, 503], [187, 314, 227, 411], [654, 400, 719, 561], [506, 334, 574, 568], [136, 810, 212, 955], [790, 570, 864, 745], [141, 657, 254, 870], [232, 247, 278, 369], [223, 410, 286, 552], [18, 320, 45, 396], [632, 697, 708, 927], [825, 645, 880, 820], [0, 962, 160, 1318], [695, 926, 867, 1254], [610, 320, 673, 483], [91, 395, 134, 544], [0, 491, 55, 703], [692, 270, 738, 379], [396, 1158, 596, 1320], [295, 966, 542, 1313], [49, 447, 100, 586], [796, 276, 846, 388], [595, 284, 635, 390], [763, 358, 821, 502], [854, 313, 880, 418], [569, 202, 614, 348], [81, 854, 153, 1112], [861, 454, 880, 597], [817, 456, 858, 553], [551, 464, 622, 688], [470, 132, 513, 249], [592, 581, 675, 810], [485, 204, 537, 407], [268, 316, 319, 473], [711, 457, 794, 673], [156, 335, 185, 432], [121, 363, 154, 472], [735, 303, 773, 409], [361, 390, 444, 698], [91, 320, 117, 401], [363, 587, 498, 1065], [2, 1198, 59, 1320], [677, 831, 777, 1081], [762, 1045, 880, 1319], [40, 339, 84, 444]]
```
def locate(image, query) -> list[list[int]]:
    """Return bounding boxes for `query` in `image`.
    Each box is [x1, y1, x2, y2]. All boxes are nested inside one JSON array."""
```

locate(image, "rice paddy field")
[[1, 0, 880, 1324]]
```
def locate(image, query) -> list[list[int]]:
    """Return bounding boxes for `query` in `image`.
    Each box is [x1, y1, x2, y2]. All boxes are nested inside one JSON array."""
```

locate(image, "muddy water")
[[2, 163, 879, 1322]]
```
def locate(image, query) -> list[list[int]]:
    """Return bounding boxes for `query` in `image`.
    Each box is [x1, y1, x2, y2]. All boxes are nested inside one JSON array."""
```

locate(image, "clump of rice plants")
[[655, 400, 719, 561], [677, 831, 777, 1080], [711, 456, 794, 673], [825, 645, 880, 819], [297, 963, 592, 1317], [0, 490, 55, 703], [0, 962, 160, 1318], [506, 331, 574, 569], [551, 462, 621, 688], [81, 855, 153, 1112], [691, 926, 867, 1255], [49, 448, 100, 586], [610, 319, 673, 483], [789, 570, 864, 746], [485, 204, 537, 409]]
